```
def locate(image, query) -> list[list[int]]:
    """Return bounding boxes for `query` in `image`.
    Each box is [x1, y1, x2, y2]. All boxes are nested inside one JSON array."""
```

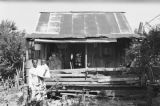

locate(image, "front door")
[[69, 44, 85, 69]]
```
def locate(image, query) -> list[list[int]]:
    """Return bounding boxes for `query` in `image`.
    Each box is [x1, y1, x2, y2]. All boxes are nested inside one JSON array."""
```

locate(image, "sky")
[[0, 1, 160, 33]]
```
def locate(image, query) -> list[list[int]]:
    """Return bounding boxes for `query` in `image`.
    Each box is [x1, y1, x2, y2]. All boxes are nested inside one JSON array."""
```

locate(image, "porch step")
[[45, 77, 139, 82], [50, 67, 127, 74], [45, 80, 140, 87]]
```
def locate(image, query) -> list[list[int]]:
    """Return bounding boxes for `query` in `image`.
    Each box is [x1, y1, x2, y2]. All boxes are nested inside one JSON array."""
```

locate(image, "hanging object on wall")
[[35, 43, 41, 50]]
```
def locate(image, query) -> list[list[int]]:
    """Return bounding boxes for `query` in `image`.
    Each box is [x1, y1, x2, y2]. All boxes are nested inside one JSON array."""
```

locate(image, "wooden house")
[[25, 11, 141, 93]]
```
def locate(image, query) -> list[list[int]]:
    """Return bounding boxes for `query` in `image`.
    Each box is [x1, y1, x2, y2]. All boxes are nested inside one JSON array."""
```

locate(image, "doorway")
[[69, 44, 85, 69]]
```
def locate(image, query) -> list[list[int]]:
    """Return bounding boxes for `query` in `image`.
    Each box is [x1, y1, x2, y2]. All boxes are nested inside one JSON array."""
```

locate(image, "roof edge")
[[40, 11, 126, 14], [25, 33, 141, 39]]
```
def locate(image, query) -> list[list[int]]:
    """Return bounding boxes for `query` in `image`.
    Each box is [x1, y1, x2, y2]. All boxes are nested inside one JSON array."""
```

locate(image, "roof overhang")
[[34, 38, 117, 43], [26, 33, 141, 39]]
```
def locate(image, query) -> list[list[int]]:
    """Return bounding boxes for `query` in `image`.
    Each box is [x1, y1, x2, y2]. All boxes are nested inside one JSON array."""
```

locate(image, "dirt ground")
[[0, 86, 22, 106], [0, 86, 159, 106]]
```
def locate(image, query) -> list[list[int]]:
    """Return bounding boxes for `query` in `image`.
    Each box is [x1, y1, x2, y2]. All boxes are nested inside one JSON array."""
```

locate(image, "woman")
[[48, 53, 62, 70]]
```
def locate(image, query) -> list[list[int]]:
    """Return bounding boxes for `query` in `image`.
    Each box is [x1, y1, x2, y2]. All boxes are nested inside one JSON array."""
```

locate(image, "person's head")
[[41, 59, 46, 65], [32, 59, 38, 68], [52, 53, 56, 57], [51, 53, 57, 59]]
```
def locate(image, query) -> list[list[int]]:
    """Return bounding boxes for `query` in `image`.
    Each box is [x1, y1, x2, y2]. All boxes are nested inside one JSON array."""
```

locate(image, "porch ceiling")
[[27, 11, 140, 39]]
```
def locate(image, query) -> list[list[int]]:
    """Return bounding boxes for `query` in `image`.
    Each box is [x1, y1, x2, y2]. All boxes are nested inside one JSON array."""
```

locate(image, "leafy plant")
[[126, 29, 160, 66], [126, 28, 160, 82], [0, 20, 26, 86]]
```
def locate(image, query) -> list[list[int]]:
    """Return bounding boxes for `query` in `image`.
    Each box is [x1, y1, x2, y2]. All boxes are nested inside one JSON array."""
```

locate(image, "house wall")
[[87, 38, 130, 68], [27, 38, 130, 69], [87, 43, 116, 68]]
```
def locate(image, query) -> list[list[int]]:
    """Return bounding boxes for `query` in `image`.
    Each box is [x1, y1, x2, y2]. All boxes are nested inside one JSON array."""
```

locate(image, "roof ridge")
[[40, 11, 125, 13]]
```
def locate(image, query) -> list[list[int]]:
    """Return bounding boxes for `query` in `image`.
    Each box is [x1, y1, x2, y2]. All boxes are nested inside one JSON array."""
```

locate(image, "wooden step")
[[45, 78, 94, 82], [45, 81, 139, 86], [45, 76, 139, 82], [49, 67, 127, 74], [98, 77, 139, 82], [50, 73, 91, 78], [47, 89, 146, 96], [61, 93, 96, 97]]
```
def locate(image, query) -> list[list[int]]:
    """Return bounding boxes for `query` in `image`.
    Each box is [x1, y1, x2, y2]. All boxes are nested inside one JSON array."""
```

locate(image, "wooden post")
[[85, 44, 88, 68], [22, 60, 25, 82], [25, 39, 29, 60], [26, 50, 29, 60], [45, 44, 47, 60], [85, 44, 88, 80]]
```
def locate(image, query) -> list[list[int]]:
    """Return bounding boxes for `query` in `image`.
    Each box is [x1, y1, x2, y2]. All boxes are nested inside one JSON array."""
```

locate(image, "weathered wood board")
[[46, 68, 140, 89]]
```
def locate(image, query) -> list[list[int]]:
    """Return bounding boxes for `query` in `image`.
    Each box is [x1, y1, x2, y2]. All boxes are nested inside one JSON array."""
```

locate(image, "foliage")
[[125, 38, 141, 67], [142, 30, 160, 66], [0, 20, 25, 79], [126, 29, 160, 67]]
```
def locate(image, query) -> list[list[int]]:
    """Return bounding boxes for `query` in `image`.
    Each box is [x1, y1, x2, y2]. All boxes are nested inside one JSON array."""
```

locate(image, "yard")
[[0, 85, 159, 106], [0, 86, 22, 106]]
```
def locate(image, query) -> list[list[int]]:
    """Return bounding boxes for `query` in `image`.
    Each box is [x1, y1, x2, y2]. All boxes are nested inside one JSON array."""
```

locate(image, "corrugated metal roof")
[[28, 11, 139, 39]]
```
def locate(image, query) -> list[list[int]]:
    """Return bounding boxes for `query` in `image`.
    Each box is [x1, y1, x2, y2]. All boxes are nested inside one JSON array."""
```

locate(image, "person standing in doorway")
[[48, 53, 62, 70]]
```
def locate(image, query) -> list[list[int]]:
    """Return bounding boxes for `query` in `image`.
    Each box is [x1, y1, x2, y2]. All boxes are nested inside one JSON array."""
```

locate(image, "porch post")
[[85, 43, 88, 68], [45, 43, 47, 60]]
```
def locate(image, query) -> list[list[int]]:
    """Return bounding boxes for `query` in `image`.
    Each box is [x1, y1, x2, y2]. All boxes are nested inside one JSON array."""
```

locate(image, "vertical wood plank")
[[45, 43, 48, 60], [85, 44, 88, 68]]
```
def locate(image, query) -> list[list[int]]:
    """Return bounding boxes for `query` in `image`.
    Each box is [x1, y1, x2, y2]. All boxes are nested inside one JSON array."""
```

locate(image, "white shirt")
[[37, 64, 50, 78], [28, 67, 40, 89]]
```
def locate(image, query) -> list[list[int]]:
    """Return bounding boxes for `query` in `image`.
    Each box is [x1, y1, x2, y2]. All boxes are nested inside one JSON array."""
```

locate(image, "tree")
[[0, 20, 25, 88], [126, 28, 160, 83]]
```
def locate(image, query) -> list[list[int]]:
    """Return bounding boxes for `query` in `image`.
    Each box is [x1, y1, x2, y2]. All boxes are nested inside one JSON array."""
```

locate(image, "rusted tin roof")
[[28, 11, 139, 39]]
